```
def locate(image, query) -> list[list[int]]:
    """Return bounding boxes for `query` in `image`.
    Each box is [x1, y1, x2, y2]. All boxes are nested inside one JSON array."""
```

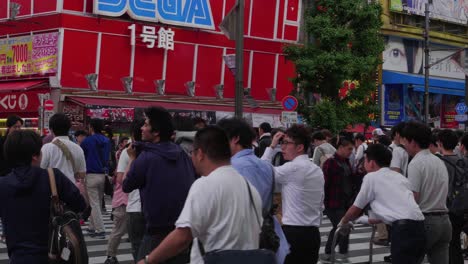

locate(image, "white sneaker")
[[337, 253, 350, 263], [320, 254, 331, 263]]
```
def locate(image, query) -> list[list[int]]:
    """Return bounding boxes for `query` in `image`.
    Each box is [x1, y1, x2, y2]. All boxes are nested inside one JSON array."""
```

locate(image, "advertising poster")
[[390, 0, 468, 25], [383, 84, 404, 126], [440, 95, 460, 128], [0, 32, 59, 78], [86, 108, 135, 122]]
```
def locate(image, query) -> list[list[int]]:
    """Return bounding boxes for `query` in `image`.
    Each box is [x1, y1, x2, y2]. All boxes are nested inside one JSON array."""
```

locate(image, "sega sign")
[[94, 0, 215, 30]]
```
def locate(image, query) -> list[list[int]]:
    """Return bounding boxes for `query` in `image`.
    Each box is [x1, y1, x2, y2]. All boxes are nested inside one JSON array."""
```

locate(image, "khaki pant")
[[107, 205, 128, 257], [375, 223, 388, 241], [86, 173, 105, 233]]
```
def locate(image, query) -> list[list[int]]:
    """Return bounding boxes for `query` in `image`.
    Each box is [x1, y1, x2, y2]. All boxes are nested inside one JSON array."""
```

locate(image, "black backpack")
[[47, 168, 89, 264], [439, 157, 468, 215]]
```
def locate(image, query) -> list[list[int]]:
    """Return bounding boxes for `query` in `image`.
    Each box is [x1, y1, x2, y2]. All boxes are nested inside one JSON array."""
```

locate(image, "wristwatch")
[[145, 255, 149, 264]]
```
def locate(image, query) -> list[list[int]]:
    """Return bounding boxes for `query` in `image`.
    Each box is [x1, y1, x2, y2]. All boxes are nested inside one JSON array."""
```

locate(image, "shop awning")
[[382, 71, 465, 92], [0, 80, 48, 92], [66, 96, 283, 115], [412, 85, 464, 96]]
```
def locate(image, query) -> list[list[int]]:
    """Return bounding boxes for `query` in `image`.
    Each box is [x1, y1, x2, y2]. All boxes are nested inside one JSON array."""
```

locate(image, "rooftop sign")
[[94, 0, 215, 30]]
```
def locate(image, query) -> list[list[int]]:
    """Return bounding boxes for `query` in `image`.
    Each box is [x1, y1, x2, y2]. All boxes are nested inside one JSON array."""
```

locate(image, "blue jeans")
[[391, 220, 425, 264]]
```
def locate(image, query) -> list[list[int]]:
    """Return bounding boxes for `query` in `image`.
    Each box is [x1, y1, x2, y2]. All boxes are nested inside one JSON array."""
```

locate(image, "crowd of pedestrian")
[[1, 109, 468, 264]]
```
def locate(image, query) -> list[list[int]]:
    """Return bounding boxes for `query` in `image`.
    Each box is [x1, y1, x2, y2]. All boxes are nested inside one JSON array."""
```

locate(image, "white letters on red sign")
[[0, 93, 29, 110]]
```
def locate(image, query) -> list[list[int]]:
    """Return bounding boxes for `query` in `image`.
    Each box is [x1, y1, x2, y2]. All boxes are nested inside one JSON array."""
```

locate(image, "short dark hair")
[[286, 125, 310, 153], [6, 115, 23, 128], [461, 134, 468, 150], [377, 135, 392, 147], [391, 122, 406, 140], [259, 122, 272, 133], [437, 129, 458, 150], [217, 118, 255, 149], [119, 136, 130, 145], [312, 131, 326, 141], [364, 144, 392, 168], [144, 107, 174, 142], [322, 129, 333, 139], [337, 137, 353, 148], [194, 126, 231, 162], [132, 118, 145, 142], [89, 119, 104, 134], [354, 133, 365, 142], [401, 122, 431, 149], [193, 117, 207, 127], [4, 130, 42, 167], [49, 113, 71, 136], [74, 130, 87, 137]]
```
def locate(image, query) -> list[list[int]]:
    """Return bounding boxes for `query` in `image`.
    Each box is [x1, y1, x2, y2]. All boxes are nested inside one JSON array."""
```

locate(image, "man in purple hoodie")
[[123, 107, 196, 263]]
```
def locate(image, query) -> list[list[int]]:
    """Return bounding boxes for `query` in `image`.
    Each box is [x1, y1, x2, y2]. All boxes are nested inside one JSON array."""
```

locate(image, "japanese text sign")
[[0, 32, 59, 78], [128, 24, 175, 50]]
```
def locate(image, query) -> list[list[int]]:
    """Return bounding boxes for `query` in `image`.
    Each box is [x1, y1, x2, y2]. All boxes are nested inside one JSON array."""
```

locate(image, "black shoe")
[[383, 254, 392, 262], [104, 256, 119, 264]]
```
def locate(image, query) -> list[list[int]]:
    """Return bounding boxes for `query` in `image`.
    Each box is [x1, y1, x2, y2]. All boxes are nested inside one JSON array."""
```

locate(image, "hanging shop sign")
[[383, 84, 404, 126], [128, 24, 175, 50], [94, 0, 215, 30], [0, 32, 59, 78], [0, 90, 49, 113]]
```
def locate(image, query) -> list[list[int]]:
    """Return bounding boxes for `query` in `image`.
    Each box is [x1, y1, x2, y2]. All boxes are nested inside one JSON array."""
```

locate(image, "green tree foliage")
[[285, 0, 384, 132]]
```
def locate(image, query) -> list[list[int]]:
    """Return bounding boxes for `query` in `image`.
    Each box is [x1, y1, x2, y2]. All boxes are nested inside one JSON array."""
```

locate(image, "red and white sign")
[[0, 90, 48, 113], [44, 99, 54, 111]]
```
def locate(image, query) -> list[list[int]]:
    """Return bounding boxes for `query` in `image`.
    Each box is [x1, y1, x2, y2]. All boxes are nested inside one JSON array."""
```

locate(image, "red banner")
[[0, 89, 49, 113]]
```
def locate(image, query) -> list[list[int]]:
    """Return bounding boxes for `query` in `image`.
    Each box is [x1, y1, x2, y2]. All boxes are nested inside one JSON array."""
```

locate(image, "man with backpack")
[[321, 137, 355, 263], [401, 122, 451, 263], [81, 119, 111, 239], [311, 131, 336, 168], [0, 130, 86, 263], [437, 129, 465, 264]]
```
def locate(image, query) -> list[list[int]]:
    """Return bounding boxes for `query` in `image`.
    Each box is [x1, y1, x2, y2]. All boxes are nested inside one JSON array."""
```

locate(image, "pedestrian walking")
[[0, 130, 86, 263], [138, 126, 263, 264], [311, 131, 336, 168], [339, 144, 425, 264], [122, 107, 196, 263]]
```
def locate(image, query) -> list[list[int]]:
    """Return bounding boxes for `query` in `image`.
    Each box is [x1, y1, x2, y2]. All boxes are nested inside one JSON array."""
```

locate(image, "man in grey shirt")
[[401, 122, 451, 264], [311, 131, 336, 168]]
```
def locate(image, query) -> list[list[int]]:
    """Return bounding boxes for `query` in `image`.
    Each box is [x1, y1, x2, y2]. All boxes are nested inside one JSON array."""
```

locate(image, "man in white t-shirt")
[[339, 144, 425, 263], [40, 113, 86, 184], [262, 125, 324, 264], [389, 122, 409, 176], [401, 122, 451, 264], [139, 126, 262, 264]]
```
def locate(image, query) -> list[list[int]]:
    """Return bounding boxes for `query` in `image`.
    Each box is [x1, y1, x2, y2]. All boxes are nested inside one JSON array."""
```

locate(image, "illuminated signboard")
[[94, 0, 215, 30], [0, 32, 58, 78]]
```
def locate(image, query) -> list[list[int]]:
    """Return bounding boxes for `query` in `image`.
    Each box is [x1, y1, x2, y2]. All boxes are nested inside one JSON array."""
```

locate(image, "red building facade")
[[0, 0, 299, 133]]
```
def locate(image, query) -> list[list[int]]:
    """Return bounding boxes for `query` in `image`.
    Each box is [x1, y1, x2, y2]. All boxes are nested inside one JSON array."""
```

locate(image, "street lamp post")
[[424, 1, 430, 125], [235, 0, 245, 118]]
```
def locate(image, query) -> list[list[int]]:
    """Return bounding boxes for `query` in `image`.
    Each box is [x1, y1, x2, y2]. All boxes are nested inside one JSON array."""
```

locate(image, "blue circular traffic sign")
[[456, 103, 467, 115], [282, 96, 298, 111]]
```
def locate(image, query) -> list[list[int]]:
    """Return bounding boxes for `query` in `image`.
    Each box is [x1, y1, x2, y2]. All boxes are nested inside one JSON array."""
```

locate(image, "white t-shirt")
[[263, 149, 324, 227], [390, 145, 409, 176], [408, 149, 449, 213], [354, 168, 424, 224], [119, 149, 142, 213], [175, 165, 262, 264], [40, 136, 87, 184]]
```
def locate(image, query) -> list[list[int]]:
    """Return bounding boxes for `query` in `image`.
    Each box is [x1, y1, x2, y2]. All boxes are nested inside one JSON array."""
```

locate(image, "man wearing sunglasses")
[[261, 125, 324, 264]]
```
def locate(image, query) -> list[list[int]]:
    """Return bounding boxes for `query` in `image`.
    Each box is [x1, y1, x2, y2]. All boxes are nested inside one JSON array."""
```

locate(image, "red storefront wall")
[[0, 0, 298, 101]]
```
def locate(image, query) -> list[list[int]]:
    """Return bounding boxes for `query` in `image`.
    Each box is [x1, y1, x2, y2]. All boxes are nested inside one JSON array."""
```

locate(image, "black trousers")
[[324, 208, 349, 255], [391, 220, 425, 264], [449, 213, 465, 264], [282, 225, 320, 264]]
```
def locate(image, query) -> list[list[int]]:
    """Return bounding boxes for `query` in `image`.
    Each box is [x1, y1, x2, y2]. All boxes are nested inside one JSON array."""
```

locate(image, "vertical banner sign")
[[0, 32, 59, 78], [440, 95, 459, 128], [383, 84, 404, 126]]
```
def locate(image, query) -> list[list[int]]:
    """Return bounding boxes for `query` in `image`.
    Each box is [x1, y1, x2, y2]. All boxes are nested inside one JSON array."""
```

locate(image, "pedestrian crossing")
[[1, 208, 467, 264]]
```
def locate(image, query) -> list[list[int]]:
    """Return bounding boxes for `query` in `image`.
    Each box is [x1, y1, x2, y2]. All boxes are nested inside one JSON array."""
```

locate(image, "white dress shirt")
[[262, 147, 324, 227], [40, 136, 87, 184]]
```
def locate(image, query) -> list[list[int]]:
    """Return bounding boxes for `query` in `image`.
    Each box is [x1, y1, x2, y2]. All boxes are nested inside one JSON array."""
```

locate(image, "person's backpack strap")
[[52, 139, 77, 174], [244, 177, 262, 228], [48, 168, 58, 199]]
